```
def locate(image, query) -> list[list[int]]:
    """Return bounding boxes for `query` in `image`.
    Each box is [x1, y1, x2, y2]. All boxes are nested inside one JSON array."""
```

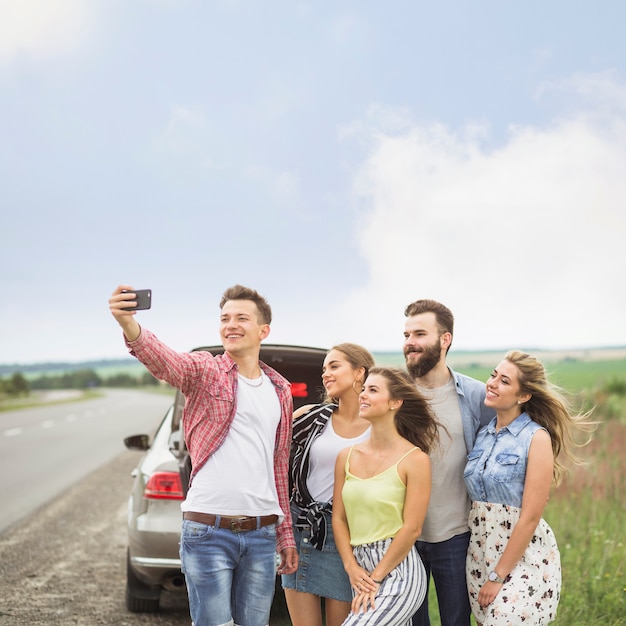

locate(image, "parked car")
[[123, 344, 327, 613]]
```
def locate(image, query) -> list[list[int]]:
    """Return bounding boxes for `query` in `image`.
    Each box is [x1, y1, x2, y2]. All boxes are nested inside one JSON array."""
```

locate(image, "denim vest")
[[463, 413, 545, 508]]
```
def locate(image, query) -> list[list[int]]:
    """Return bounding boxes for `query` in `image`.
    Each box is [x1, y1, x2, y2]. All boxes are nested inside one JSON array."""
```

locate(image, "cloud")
[[0, 0, 95, 64], [323, 74, 626, 351]]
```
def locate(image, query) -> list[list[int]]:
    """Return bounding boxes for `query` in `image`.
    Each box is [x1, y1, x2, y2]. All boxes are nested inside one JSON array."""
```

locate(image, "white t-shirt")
[[182, 371, 284, 521], [418, 377, 471, 542]]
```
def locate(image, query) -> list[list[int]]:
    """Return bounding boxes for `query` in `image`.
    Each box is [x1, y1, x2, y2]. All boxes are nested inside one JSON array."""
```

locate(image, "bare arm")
[[332, 449, 362, 582], [293, 404, 316, 421], [352, 450, 431, 613], [108, 284, 142, 342], [477, 429, 554, 608], [367, 450, 430, 581]]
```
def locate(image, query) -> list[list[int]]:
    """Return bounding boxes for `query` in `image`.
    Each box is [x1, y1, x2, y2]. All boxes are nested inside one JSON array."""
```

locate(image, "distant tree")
[[30, 375, 54, 390], [30, 370, 102, 390], [0, 373, 31, 396], [604, 377, 626, 396], [59, 369, 101, 389], [141, 372, 159, 386], [105, 373, 138, 387], [10, 372, 30, 396]]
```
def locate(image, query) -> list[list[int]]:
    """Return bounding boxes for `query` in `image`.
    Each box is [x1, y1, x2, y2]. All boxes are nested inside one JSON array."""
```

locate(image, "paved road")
[[0, 388, 174, 534]]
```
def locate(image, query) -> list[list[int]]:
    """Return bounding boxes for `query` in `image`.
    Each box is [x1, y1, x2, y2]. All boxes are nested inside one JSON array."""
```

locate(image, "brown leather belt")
[[183, 511, 278, 532]]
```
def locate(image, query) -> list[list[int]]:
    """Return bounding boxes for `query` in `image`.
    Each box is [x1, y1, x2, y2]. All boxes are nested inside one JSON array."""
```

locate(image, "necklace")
[[365, 449, 392, 478], [238, 373, 264, 388]]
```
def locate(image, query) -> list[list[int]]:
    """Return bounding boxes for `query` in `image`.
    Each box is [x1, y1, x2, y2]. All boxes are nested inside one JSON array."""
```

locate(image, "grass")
[[546, 418, 625, 625], [458, 357, 626, 394]]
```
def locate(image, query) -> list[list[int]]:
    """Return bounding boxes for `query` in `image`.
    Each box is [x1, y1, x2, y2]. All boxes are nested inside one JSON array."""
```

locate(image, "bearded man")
[[403, 300, 494, 626]]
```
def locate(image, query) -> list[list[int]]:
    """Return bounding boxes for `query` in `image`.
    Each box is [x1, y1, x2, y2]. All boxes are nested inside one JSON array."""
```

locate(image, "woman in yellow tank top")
[[333, 367, 442, 626]]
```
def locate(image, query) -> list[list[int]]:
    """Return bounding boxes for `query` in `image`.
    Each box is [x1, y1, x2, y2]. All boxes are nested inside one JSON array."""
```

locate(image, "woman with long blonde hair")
[[464, 350, 594, 625]]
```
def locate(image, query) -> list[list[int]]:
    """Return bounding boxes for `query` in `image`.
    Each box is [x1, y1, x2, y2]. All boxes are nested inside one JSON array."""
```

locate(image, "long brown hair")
[[368, 367, 441, 454]]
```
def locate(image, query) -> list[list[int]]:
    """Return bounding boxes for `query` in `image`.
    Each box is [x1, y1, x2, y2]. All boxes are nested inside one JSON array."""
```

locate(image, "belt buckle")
[[230, 517, 248, 533]]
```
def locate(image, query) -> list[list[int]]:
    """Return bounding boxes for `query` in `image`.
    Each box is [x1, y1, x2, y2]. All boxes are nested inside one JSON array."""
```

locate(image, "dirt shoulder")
[[0, 451, 190, 626]]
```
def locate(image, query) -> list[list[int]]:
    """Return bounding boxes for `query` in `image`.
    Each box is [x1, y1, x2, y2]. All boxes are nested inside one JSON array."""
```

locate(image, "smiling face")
[[321, 349, 364, 399], [485, 359, 531, 412], [403, 312, 450, 378], [359, 373, 398, 421], [219, 299, 269, 357]]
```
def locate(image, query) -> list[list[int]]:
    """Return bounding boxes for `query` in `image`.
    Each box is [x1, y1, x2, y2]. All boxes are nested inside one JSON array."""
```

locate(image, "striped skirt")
[[342, 538, 427, 626]]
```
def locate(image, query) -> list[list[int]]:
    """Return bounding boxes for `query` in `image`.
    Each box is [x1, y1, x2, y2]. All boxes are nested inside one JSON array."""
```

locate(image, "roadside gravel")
[[0, 451, 189, 625]]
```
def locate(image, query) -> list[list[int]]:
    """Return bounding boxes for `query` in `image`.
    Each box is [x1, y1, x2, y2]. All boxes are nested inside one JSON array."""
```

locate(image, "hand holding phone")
[[121, 289, 152, 311]]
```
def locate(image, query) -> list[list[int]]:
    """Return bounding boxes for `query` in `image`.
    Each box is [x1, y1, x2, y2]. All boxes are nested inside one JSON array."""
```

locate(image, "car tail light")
[[291, 382, 308, 397], [144, 471, 184, 500]]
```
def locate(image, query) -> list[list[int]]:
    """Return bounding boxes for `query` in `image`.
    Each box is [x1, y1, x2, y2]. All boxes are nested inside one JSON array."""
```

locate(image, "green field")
[[458, 357, 626, 393]]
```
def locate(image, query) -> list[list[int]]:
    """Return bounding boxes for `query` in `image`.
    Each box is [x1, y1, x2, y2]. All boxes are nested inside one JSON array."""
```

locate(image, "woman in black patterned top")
[[282, 343, 375, 626]]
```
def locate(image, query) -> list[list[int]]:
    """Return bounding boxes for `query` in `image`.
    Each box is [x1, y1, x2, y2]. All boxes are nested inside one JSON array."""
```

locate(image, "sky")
[[1, 0, 625, 365]]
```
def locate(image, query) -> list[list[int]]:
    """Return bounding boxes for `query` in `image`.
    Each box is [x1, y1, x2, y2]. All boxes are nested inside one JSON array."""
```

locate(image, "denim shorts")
[[281, 506, 352, 602]]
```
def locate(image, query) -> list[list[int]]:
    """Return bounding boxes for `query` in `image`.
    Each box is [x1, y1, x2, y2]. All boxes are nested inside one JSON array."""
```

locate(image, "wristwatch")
[[488, 571, 506, 584]]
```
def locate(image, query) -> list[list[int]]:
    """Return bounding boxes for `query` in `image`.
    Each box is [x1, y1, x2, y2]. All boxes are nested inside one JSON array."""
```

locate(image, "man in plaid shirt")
[[110, 284, 297, 626]]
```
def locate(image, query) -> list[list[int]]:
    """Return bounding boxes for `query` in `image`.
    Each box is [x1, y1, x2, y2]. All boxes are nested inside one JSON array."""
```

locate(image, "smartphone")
[[121, 289, 152, 311]]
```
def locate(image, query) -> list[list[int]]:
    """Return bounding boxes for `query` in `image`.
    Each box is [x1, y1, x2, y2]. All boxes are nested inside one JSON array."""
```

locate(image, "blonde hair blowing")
[[506, 350, 596, 485]]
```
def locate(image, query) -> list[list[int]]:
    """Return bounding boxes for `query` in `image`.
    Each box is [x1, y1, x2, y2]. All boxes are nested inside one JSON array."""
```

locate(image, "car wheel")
[[125, 549, 161, 613]]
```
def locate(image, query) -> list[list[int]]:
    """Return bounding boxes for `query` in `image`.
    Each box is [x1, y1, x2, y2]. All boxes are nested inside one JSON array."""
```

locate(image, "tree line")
[[0, 369, 160, 397]]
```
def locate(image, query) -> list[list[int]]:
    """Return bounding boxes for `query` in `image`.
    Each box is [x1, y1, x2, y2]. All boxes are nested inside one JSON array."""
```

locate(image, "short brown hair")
[[219, 284, 272, 325], [404, 299, 454, 337]]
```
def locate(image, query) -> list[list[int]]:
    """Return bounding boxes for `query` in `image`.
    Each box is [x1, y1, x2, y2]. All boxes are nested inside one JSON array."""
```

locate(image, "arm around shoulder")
[[293, 404, 316, 420]]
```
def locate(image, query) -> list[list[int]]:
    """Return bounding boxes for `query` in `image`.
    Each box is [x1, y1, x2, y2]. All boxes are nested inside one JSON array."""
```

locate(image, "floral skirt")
[[466, 501, 561, 625]]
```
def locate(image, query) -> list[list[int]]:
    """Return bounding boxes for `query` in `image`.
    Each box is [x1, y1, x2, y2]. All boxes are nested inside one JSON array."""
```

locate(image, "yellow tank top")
[[342, 446, 418, 546]]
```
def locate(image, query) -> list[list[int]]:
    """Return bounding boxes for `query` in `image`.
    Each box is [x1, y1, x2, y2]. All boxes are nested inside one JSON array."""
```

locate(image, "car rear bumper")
[[130, 555, 181, 568]]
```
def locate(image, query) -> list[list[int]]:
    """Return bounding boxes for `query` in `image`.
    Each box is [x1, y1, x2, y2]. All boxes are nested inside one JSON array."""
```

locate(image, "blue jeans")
[[411, 532, 471, 626], [180, 518, 277, 626]]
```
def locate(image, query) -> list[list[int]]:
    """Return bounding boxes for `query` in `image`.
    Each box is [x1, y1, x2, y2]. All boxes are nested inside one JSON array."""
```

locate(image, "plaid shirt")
[[126, 327, 295, 552]]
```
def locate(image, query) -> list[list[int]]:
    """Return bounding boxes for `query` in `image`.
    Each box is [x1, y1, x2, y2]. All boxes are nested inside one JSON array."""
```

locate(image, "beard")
[[404, 339, 442, 379]]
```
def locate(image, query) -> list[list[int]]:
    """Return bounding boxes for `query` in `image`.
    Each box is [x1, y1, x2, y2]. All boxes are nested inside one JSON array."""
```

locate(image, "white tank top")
[[306, 417, 371, 502]]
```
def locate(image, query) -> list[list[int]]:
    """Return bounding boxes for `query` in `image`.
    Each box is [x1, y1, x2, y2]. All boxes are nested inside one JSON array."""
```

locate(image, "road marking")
[[66, 414, 77, 422], [4, 428, 23, 437], [41, 420, 54, 429]]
